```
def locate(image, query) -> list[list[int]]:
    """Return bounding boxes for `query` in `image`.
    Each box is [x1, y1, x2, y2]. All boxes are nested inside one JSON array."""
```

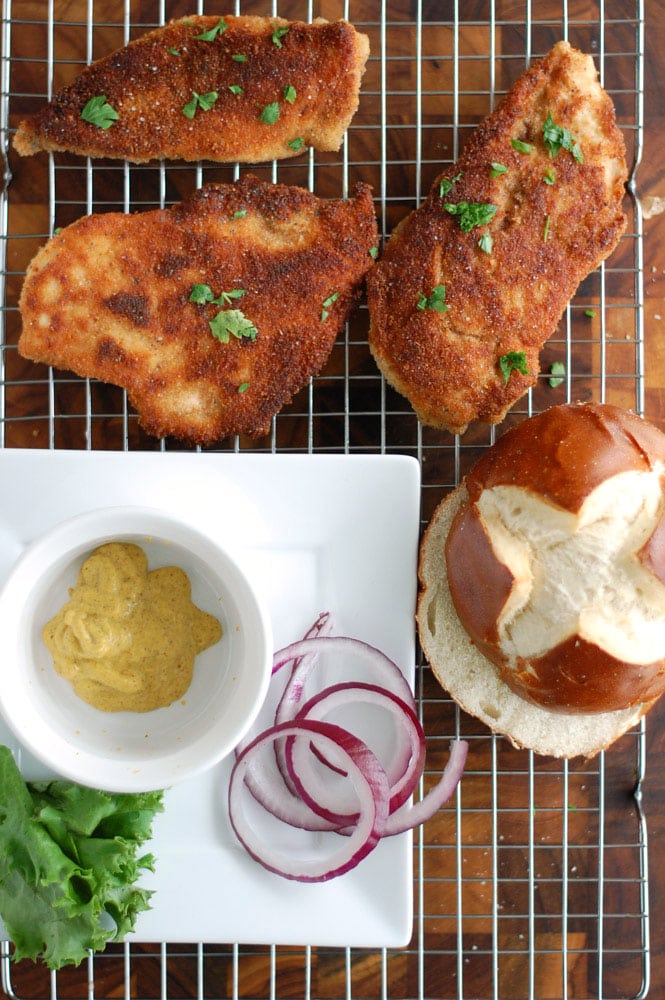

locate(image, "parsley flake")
[[232, 53, 248, 62], [369, 246, 379, 259], [417, 284, 448, 313], [548, 361, 566, 387], [232, 209, 247, 219], [193, 17, 227, 41], [238, 382, 250, 394], [80, 95, 119, 129], [584, 308, 597, 318], [438, 172, 462, 198], [272, 25, 289, 47], [498, 351, 529, 385], [490, 162, 508, 177], [189, 284, 246, 307], [511, 137, 533, 154], [443, 201, 498, 232], [209, 309, 257, 343], [260, 102, 280, 125], [478, 232, 493, 254], [543, 167, 556, 185], [229, 84, 243, 96], [167, 46, 180, 56], [542, 110, 583, 163], [182, 90, 218, 119], [320, 291, 340, 321], [287, 136, 304, 151], [283, 84, 297, 104], [189, 283, 215, 304]]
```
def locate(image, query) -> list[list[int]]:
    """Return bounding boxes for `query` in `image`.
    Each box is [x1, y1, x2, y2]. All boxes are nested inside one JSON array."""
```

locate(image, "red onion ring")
[[228, 721, 390, 883], [273, 613, 335, 792], [285, 682, 426, 824], [227, 618, 468, 882], [384, 737, 469, 835]]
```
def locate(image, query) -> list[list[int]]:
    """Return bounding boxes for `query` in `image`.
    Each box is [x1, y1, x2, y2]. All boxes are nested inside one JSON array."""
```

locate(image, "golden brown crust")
[[18, 175, 378, 444], [366, 41, 628, 434], [13, 15, 369, 163]]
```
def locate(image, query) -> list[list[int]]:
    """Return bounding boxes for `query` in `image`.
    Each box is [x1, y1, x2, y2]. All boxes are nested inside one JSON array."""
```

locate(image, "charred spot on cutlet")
[[103, 292, 150, 326], [154, 253, 187, 278], [97, 336, 128, 365]]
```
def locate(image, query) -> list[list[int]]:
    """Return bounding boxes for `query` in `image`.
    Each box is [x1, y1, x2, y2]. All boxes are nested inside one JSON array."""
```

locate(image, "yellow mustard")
[[43, 542, 222, 712]]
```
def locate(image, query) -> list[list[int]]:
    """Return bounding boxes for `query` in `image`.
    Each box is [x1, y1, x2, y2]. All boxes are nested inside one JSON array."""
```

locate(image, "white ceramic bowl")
[[0, 506, 273, 792]]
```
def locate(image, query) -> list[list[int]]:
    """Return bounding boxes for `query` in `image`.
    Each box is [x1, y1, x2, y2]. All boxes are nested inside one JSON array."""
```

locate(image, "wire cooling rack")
[[0, 0, 649, 998]]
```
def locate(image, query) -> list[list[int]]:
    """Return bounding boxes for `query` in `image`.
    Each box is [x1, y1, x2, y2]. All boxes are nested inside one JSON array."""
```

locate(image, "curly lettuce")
[[0, 745, 164, 969]]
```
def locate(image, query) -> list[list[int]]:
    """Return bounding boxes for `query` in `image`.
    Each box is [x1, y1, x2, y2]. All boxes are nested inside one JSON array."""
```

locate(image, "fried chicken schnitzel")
[[13, 15, 368, 163], [18, 175, 378, 445], [366, 41, 628, 435]]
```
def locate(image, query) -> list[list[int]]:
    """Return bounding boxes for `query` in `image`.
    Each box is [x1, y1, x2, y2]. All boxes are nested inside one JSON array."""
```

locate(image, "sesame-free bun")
[[417, 402, 665, 758]]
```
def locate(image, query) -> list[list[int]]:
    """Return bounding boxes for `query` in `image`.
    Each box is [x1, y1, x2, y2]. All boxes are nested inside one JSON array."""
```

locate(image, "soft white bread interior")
[[417, 402, 665, 758]]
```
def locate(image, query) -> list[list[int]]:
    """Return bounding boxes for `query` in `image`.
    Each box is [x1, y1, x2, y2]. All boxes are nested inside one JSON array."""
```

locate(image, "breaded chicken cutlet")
[[366, 41, 628, 435], [13, 15, 368, 163], [18, 175, 378, 445]]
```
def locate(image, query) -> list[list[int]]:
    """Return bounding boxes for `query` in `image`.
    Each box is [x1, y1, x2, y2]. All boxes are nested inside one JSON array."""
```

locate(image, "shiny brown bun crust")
[[445, 403, 665, 716], [417, 403, 665, 757]]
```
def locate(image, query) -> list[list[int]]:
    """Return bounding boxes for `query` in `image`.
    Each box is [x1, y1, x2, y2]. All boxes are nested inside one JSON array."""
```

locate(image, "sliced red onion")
[[273, 636, 415, 710], [227, 619, 469, 882], [228, 721, 390, 883], [273, 613, 336, 793], [383, 738, 469, 836], [285, 682, 426, 824]]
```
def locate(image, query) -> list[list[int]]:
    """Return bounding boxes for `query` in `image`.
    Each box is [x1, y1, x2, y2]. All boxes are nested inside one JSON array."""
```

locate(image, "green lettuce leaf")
[[0, 746, 164, 969]]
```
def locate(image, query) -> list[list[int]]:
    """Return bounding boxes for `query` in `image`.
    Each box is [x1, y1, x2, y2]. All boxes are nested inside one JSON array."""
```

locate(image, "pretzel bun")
[[417, 402, 665, 757]]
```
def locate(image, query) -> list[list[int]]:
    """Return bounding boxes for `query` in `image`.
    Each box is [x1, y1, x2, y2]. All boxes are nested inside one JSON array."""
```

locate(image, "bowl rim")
[[0, 504, 273, 792]]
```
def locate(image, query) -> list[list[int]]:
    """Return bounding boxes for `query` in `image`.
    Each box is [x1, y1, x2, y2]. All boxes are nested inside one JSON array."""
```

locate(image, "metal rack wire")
[[0, 0, 649, 998]]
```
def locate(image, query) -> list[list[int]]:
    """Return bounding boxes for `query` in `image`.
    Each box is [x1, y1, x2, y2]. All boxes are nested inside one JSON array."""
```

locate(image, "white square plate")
[[0, 450, 420, 948]]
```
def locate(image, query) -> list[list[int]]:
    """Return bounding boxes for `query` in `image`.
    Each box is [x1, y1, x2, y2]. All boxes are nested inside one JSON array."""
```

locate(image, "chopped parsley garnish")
[[80, 95, 119, 129], [438, 172, 462, 198], [232, 53, 248, 62], [584, 308, 597, 318], [182, 90, 218, 119], [321, 292, 340, 321], [543, 167, 556, 185], [443, 201, 498, 232], [193, 17, 227, 41], [167, 46, 180, 56], [511, 137, 533, 154], [543, 214, 551, 242], [190, 285, 257, 343], [232, 209, 247, 219], [369, 246, 379, 259], [229, 84, 243, 96], [478, 232, 493, 254], [548, 361, 566, 387], [283, 85, 297, 104], [260, 102, 280, 124], [209, 310, 257, 343], [238, 382, 250, 393], [499, 351, 529, 384], [287, 136, 304, 151], [272, 25, 290, 47], [490, 162, 508, 177], [417, 284, 448, 313], [190, 284, 246, 307], [542, 110, 583, 163]]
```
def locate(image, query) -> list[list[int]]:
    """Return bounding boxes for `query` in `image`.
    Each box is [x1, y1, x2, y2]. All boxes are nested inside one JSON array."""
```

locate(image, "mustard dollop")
[[43, 542, 222, 712]]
